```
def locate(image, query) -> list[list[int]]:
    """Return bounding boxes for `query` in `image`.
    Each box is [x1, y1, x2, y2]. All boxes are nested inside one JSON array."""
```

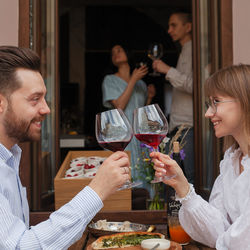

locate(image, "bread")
[[92, 231, 165, 249]]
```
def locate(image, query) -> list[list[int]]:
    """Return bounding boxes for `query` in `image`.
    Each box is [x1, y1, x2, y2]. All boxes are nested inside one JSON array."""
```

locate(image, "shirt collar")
[[183, 40, 192, 49], [241, 153, 250, 168], [0, 143, 22, 173], [226, 146, 250, 169]]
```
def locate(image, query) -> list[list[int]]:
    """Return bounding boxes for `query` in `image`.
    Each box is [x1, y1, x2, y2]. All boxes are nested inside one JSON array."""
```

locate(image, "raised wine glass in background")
[[95, 108, 142, 190], [133, 104, 175, 183], [135, 61, 147, 69], [147, 43, 163, 76]]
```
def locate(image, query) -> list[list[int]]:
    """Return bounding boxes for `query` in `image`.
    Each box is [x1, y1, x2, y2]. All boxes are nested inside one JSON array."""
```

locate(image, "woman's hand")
[[130, 65, 148, 83], [150, 152, 190, 198], [111, 65, 148, 110]]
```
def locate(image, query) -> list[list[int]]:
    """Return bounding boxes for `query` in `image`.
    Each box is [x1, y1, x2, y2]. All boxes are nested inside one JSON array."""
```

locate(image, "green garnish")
[[102, 234, 161, 248]]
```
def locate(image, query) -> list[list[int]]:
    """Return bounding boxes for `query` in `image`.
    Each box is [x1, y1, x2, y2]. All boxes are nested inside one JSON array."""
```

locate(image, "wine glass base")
[[151, 175, 176, 183], [118, 181, 143, 191]]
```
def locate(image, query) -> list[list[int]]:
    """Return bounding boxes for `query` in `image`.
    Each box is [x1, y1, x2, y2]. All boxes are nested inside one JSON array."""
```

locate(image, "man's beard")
[[3, 103, 42, 143]]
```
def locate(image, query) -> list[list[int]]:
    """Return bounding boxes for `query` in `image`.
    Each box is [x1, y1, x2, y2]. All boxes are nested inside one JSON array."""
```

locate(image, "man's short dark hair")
[[0, 46, 40, 96], [170, 9, 192, 24]]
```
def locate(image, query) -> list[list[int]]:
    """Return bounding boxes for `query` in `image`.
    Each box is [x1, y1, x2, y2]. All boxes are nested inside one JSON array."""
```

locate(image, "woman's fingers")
[[152, 158, 166, 171], [150, 152, 171, 164], [150, 152, 179, 178], [138, 65, 148, 73]]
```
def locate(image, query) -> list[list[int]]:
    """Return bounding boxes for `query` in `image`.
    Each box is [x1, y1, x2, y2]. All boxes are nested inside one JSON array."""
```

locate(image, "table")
[[68, 210, 215, 250]]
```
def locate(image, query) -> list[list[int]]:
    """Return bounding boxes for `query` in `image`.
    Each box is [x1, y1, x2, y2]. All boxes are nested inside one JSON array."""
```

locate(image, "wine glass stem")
[[153, 146, 159, 152], [151, 146, 162, 183], [152, 60, 157, 75]]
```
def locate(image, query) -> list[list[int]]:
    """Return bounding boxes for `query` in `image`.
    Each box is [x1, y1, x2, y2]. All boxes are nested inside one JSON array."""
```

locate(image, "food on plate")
[[91, 232, 165, 249], [88, 220, 149, 238], [120, 221, 132, 232], [95, 220, 132, 232], [146, 225, 156, 233], [95, 220, 109, 231]]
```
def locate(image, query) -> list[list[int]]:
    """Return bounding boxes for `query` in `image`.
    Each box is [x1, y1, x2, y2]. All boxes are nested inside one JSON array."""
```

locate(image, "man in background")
[[153, 10, 194, 184]]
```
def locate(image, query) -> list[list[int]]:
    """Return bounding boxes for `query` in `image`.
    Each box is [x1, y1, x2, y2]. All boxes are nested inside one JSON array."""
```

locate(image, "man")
[[0, 46, 130, 249], [153, 11, 194, 184]]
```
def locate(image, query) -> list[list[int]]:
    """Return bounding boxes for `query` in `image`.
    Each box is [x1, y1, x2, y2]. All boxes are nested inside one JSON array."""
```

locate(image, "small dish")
[[88, 220, 148, 237], [141, 238, 171, 250]]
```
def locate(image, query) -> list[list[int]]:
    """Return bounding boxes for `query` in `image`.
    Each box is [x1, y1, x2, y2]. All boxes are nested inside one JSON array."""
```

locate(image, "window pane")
[[31, 0, 56, 210], [199, 0, 219, 191]]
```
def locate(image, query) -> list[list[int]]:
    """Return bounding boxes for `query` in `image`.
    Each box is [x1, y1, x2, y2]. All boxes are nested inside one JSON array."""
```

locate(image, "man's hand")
[[152, 60, 170, 74], [88, 151, 130, 201]]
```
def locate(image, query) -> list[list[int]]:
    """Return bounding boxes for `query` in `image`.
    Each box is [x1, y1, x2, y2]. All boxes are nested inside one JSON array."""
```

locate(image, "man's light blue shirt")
[[0, 143, 103, 249]]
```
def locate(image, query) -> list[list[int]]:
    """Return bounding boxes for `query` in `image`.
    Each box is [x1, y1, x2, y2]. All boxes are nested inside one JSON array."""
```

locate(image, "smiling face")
[[111, 45, 128, 67], [205, 95, 243, 139], [204, 64, 250, 153], [168, 14, 191, 45], [0, 68, 50, 148]]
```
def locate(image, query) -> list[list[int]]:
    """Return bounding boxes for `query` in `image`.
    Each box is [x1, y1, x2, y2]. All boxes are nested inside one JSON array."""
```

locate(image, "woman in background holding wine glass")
[[102, 44, 155, 181]]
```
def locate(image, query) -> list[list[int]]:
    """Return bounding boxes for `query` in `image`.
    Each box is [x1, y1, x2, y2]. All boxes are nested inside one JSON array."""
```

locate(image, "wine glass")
[[95, 108, 142, 190], [133, 104, 175, 183], [147, 43, 163, 76]]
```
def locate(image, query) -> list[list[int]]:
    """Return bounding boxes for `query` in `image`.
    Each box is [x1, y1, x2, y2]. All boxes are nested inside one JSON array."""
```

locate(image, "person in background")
[[152, 10, 194, 184], [102, 44, 155, 180], [151, 64, 250, 249], [0, 46, 130, 249]]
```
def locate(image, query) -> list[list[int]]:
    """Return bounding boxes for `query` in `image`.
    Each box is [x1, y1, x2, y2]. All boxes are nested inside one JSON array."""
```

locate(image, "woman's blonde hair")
[[204, 64, 250, 152]]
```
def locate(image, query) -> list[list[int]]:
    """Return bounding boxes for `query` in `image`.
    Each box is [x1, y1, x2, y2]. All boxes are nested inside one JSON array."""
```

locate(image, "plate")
[[88, 221, 148, 237], [87, 240, 182, 250]]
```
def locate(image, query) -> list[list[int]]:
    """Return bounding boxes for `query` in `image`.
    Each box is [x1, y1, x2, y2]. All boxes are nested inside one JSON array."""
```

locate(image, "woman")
[[102, 44, 155, 179], [150, 64, 250, 249]]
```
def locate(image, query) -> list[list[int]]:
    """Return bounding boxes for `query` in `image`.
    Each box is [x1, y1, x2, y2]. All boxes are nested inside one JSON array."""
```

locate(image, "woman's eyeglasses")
[[205, 99, 236, 114]]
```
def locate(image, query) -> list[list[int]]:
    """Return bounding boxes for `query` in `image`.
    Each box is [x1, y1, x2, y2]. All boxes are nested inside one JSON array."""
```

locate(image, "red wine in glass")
[[99, 140, 131, 152], [95, 108, 142, 190], [134, 134, 166, 149], [133, 104, 176, 183]]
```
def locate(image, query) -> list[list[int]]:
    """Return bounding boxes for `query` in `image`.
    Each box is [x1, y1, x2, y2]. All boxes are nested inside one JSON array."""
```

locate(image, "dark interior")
[[59, 1, 191, 146]]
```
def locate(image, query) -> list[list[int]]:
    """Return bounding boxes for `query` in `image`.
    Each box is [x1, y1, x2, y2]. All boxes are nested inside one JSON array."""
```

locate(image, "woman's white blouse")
[[179, 147, 250, 250]]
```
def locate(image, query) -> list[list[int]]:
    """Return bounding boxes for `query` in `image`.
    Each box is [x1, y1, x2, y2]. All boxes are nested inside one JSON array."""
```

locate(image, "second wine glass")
[[148, 43, 163, 76], [95, 108, 142, 190], [133, 104, 175, 183]]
